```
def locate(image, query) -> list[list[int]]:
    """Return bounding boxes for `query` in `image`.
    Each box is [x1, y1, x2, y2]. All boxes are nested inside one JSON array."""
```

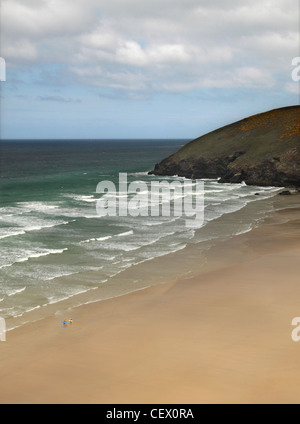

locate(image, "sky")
[[0, 0, 299, 140]]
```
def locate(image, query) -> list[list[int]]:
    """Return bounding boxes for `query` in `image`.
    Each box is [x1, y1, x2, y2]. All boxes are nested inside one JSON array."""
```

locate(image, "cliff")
[[150, 106, 300, 187]]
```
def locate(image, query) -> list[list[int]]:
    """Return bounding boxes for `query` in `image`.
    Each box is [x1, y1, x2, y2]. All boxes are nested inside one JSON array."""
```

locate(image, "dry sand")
[[0, 205, 300, 404]]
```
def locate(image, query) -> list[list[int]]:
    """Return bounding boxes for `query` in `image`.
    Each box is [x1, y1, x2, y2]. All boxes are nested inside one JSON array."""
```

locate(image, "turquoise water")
[[0, 140, 281, 326]]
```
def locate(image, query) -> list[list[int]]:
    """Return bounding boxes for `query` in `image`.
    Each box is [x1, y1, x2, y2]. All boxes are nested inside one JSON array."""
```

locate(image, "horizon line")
[[0, 137, 192, 141]]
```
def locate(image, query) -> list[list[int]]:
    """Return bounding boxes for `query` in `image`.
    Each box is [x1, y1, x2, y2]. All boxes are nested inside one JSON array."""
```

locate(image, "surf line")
[[96, 172, 205, 228]]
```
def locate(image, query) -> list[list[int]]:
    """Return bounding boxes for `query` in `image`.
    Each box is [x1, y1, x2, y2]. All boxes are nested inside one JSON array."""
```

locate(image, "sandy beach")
[[0, 198, 300, 404], [1, 0, 299, 407]]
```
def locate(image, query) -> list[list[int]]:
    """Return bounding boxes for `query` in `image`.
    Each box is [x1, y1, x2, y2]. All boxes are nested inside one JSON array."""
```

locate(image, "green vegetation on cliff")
[[150, 106, 300, 187]]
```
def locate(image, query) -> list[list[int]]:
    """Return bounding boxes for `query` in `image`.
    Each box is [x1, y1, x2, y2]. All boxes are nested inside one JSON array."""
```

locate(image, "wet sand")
[[0, 204, 300, 404]]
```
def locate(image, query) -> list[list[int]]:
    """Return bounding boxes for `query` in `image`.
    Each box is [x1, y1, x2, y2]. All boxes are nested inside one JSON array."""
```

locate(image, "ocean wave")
[[81, 215, 101, 219], [94, 230, 189, 256], [24, 305, 41, 314], [0, 203, 61, 220], [235, 226, 255, 236], [0, 219, 74, 240], [97, 236, 113, 241], [81, 237, 97, 244], [7, 287, 26, 297], [144, 220, 170, 227], [1, 176, 281, 326], [128, 171, 152, 177], [103, 193, 130, 198], [0, 214, 14, 219], [134, 242, 188, 267], [16, 202, 61, 212], [24, 221, 74, 232], [41, 286, 99, 309], [117, 230, 134, 237], [45, 271, 79, 281], [0, 231, 26, 240], [20, 248, 68, 261], [81, 236, 112, 244], [64, 194, 97, 203], [0, 248, 68, 270]]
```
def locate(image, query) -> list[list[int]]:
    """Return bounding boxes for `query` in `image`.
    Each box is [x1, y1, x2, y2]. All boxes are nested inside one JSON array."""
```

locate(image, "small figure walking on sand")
[[69, 318, 73, 326], [62, 320, 68, 327]]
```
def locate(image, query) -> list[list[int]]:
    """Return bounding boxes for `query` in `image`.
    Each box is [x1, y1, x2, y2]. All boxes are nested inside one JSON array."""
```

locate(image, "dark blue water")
[[0, 139, 186, 204]]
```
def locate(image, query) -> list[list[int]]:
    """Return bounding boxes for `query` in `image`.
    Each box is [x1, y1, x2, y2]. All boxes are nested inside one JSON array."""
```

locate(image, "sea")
[[0, 139, 282, 330]]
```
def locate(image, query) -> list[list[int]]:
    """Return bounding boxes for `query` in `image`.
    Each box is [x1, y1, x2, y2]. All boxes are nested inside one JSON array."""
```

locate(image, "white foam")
[[0, 175, 281, 328], [103, 193, 130, 199], [20, 248, 68, 262], [81, 236, 112, 244], [81, 215, 101, 219], [24, 221, 72, 232], [16, 202, 60, 212], [7, 287, 26, 297], [0, 248, 68, 270], [25, 305, 41, 313], [117, 230, 134, 237], [81, 238, 97, 243], [144, 220, 168, 227], [0, 214, 73, 238], [235, 226, 254, 236], [128, 171, 151, 177], [0, 231, 26, 240], [97, 236, 112, 241], [64, 194, 96, 203]]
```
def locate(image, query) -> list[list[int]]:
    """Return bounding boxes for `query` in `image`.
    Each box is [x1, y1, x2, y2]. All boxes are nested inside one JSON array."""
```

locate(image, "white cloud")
[[2, 0, 95, 38], [115, 42, 191, 66], [116, 41, 148, 66], [1, 0, 298, 95], [79, 25, 119, 51], [233, 67, 275, 88], [149, 44, 190, 64], [2, 39, 38, 62]]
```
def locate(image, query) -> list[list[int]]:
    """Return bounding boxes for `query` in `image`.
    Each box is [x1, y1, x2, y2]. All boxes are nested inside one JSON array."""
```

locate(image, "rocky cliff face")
[[150, 106, 300, 188]]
